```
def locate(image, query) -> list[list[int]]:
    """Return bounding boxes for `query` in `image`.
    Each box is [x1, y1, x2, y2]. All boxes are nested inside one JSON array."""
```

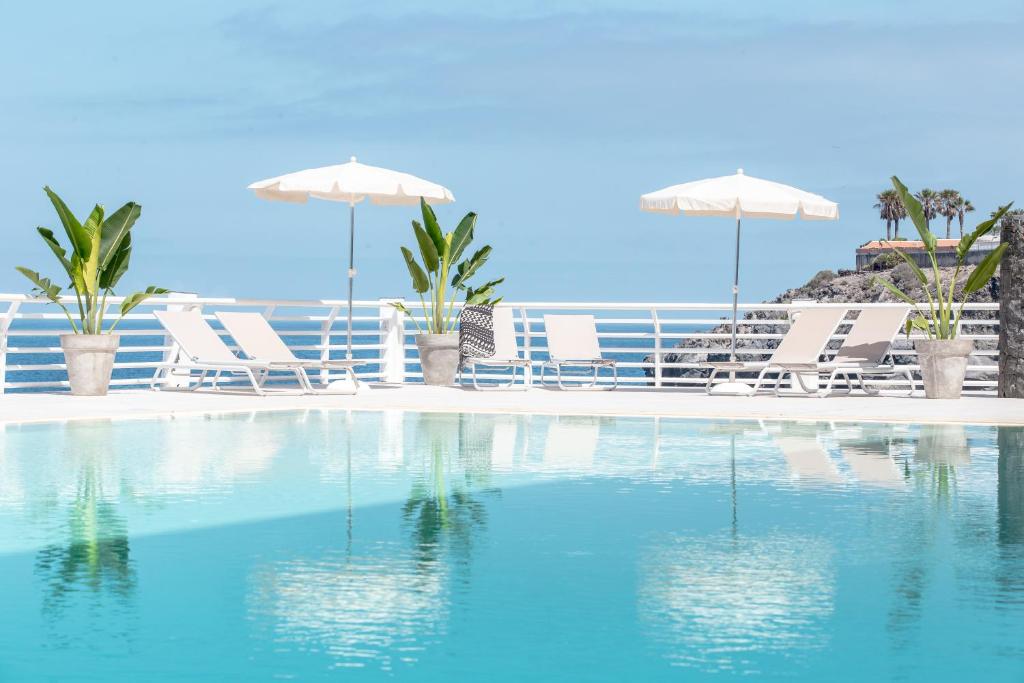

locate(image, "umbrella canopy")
[[640, 169, 838, 220], [248, 157, 454, 364], [640, 169, 838, 394], [249, 156, 454, 206]]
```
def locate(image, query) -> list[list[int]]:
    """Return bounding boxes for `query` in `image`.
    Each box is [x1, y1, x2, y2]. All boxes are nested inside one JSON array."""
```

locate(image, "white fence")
[[0, 293, 1001, 394]]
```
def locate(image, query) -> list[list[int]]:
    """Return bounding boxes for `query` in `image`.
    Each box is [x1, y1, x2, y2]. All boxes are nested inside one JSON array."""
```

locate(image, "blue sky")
[[2, 0, 1022, 304]]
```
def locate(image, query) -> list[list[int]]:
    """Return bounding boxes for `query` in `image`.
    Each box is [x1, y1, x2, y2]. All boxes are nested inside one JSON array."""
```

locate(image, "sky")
[[1, 0, 1022, 305]]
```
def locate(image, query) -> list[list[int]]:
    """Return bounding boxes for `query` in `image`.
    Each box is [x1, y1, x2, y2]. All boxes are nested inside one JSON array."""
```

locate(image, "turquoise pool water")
[[0, 411, 1022, 681]]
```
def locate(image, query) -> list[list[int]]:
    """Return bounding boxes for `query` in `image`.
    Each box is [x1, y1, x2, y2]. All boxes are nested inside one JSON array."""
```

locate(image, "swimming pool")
[[0, 410, 1021, 681]]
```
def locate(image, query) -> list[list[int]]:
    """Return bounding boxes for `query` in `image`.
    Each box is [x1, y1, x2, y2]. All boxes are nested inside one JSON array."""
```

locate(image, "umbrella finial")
[[350, 156, 357, 163], [737, 168, 744, 175]]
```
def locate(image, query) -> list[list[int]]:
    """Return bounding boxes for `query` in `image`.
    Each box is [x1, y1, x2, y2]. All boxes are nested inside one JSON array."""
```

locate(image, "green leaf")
[[119, 286, 170, 316], [80, 204, 104, 295], [464, 277, 505, 305], [15, 267, 62, 301], [82, 203, 105, 237], [36, 227, 74, 277], [419, 198, 446, 254], [891, 176, 935, 251], [451, 245, 492, 288], [389, 301, 413, 316], [100, 232, 132, 290], [963, 243, 1008, 294], [872, 275, 919, 306], [412, 221, 439, 273], [958, 201, 1013, 262], [400, 246, 430, 293], [44, 186, 92, 260], [448, 212, 477, 264], [68, 253, 88, 295], [905, 315, 931, 338], [99, 201, 141, 271]]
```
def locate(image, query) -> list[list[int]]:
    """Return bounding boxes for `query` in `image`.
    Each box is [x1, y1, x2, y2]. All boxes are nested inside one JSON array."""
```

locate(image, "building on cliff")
[[856, 236, 1000, 270]]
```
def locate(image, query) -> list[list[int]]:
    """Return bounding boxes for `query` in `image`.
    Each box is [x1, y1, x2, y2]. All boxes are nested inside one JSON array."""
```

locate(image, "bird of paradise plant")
[[874, 176, 1012, 340], [15, 187, 167, 334], [392, 198, 503, 334]]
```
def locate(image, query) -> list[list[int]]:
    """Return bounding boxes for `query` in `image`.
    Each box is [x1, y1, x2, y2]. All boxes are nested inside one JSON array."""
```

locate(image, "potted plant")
[[392, 198, 503, 385], [16, 187, 168, 396], [874, 176, 1013, 399]]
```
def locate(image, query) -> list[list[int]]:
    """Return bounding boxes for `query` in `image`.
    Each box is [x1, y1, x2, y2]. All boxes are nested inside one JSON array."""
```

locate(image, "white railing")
[[0, 293, 1001, 394]]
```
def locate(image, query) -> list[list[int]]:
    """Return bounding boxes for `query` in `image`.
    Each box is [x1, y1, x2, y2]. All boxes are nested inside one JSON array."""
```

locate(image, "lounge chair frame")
[[152, 310, 307, 396], [540, 315, 618, 390], [459, 307, 531, 391], [215, 311, 364, 394], [540, 359, 618, 390], [702, 307, 848, 395], [772, 306, 915, 397]]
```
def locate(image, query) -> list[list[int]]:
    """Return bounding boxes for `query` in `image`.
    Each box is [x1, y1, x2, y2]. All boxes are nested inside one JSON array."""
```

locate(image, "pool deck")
[[1, 385, 1023, 427]]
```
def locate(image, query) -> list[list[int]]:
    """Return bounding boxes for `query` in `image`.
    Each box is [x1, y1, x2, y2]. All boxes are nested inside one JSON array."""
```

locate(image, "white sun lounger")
[[772, 306, 914, 396], [459, 307, 531, 390], [152, 309, 307, 395], [703, 307, 848, 395], [215, 311, 364, 394], [540, 314, 617, 389]]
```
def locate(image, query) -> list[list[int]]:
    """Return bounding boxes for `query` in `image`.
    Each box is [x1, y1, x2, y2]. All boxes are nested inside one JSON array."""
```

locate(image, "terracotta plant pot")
[[915, 338, 973, 399], [415, 333, 460, 386], [60, 334, 120, 396]]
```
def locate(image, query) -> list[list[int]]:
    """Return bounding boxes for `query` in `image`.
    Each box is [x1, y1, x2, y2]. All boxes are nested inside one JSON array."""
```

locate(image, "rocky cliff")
[[647, 262, 999, 383]]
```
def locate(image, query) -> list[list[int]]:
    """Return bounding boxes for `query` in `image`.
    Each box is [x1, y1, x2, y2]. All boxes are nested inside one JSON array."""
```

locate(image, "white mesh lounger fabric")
[[152, 309, 306, 396], [459, 307, 531, 390], [703, 307, 848, 395], [540, 314, 617, 390], [771, 306, 913, 397], [215, 311, 364, 394]]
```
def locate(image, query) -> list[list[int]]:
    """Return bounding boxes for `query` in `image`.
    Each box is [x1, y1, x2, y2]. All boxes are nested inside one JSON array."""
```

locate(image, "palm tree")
[[915, 188, 940, 232], [955, 197, 974, 238], [874, 190, 899, 240], [937, 189, 961, 239], [893, 193, 908, 239]]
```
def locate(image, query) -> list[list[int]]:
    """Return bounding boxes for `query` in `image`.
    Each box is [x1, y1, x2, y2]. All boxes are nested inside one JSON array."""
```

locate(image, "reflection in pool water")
[[0, 411, 1021, 681]]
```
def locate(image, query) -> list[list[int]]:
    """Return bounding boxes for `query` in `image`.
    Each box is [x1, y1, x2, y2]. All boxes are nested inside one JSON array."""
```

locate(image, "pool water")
[[0, 411, 1022, 681]]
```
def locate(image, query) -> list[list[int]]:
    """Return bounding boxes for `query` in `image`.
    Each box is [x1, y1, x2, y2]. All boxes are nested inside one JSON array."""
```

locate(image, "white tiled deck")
[[1, 385, 1022, 427]]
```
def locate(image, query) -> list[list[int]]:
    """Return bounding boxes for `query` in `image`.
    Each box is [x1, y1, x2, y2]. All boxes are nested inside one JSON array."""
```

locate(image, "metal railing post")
[[519, 305, 532, 386], [0, 301, 20, 395], [320, 305, 340, 385], [652, 308, 662, 388], [378, 298, 406, 384]]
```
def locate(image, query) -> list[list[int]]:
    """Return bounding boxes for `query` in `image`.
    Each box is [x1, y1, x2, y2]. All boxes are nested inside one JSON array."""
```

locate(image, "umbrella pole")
[[729, 214, 742, 363], [347, 202, 355, 360]]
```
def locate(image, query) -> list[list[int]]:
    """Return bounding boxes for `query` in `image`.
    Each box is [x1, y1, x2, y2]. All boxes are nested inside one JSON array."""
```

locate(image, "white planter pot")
[[916, 338, 973, 399], [61, 334, 120, 396], [415, 333, 459, 386]]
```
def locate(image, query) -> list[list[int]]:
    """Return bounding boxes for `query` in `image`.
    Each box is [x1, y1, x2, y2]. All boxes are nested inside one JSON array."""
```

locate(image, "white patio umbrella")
[[248, 156, 455, 358], [640, 169, 838, 385]]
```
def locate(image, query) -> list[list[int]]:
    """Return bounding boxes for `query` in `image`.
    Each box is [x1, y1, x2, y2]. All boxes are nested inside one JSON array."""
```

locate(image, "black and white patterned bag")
[[459, 305, 495, 363]]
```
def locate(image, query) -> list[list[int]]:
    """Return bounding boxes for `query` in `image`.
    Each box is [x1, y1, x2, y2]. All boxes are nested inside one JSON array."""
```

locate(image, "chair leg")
[[296, 368, 314, 393], [749, 367, 771, 395], [244, 367, 265, 396], [819, 369, 840, 398], [705, 367, 719, 394]]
